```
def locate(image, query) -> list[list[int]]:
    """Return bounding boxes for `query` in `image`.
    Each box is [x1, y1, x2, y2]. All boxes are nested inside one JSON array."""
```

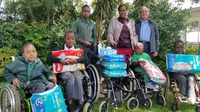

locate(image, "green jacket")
[[46, 45, 87, 64], [4, 56, 52, 90]]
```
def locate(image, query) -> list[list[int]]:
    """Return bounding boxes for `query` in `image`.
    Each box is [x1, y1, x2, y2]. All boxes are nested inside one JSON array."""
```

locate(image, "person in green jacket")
[[70, 4, 97, 64], [4, 43, 56, 94], [47, 31, 87, 112]]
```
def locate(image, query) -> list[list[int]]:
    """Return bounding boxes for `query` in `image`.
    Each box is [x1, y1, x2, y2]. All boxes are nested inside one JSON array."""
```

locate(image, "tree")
[[91, 0, 122, 42], [129, 0, 190, 70]]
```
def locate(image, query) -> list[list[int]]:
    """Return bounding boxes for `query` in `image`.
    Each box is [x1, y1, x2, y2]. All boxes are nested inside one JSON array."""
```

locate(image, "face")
[[81, 7, 90, 19], [140, 7, 149, 21], [23, 45, 37, 62], [65, 33, 75, 48], [135, 45, 144, 54], [119, 6, 127, 18], [174, 42, 184, 54]]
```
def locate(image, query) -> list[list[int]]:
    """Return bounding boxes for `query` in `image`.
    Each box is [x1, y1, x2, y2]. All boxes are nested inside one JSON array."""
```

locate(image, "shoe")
[[180, 95, 187, 100], [67, 103, 75, 112], [188, 97, 196, 104], [74, 103, 83, 112], [146, 82, 159, 89]]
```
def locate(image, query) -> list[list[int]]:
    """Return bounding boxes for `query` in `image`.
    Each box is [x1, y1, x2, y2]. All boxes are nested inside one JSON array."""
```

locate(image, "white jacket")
[[107, 18, 138, 49]]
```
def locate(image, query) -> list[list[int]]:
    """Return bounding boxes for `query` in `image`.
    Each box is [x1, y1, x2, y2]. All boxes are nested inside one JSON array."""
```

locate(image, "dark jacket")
[[47, 45, 87, 64], [135, 19, 159, 53], [4, 56, 52, 89]]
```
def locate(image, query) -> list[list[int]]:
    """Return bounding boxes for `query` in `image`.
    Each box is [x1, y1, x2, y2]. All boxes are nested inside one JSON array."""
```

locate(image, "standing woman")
[[107, 4, 137, 60]]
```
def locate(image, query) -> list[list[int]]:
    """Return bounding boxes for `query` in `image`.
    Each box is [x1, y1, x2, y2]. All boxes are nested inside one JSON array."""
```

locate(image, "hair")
[[135, 42, 144, 47], [82, 4, 90, 10], [118, 4, 127, 11], [22, 43, 35, 53], [64, 31, 74, 38], [140, 6, 150, 12], [173, 40, 184, 48]]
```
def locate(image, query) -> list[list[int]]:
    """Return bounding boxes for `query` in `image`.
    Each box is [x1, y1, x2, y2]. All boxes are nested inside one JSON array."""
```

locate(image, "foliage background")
[[0, 0, 198, 77]]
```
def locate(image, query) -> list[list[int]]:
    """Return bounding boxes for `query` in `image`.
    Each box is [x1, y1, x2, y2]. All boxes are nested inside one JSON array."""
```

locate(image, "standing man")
[[135, 6, 159, 58], [70, 5, 97, 64]]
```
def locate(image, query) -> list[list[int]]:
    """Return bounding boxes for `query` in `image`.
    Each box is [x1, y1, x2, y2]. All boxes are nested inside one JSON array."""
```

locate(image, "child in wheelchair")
[[169, 40, 196, 104], [131, 42, 159, 91], [47, 31, 87, 112], [4, 43, 56, 95]]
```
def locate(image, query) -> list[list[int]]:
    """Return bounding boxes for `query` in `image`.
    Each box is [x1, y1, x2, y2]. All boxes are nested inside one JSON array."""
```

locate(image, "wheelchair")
[[0, 56, 32, 112], [87, 55, 138, 112], [0, 84, 32, 112], [165, 72, 200, 111], [56, 67, 100, 112], [131, 71, 167, 109]]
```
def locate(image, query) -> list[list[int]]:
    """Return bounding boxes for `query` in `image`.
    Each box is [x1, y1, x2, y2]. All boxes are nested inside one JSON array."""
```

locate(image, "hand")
[[49, 75, 57, 83], [81, 40, 91, 46], [152, 52, 158, 57], [138, 60, 146, 65], [13, 78, 20, 86], [60, 59, 69, 65], [67, 58, 77, 64], [110, 41, 116, 47]]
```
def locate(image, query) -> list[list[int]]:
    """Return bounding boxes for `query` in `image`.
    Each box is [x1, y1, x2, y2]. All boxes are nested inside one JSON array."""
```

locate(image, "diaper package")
[[102, 62, 127, 69], [102, 54, 126, 62], [52, 49, 85, 73], [140, 59, 166, 84], [103, 69, 127, 78], [30, 85, 67, 112], [167, 54, 200, 72]]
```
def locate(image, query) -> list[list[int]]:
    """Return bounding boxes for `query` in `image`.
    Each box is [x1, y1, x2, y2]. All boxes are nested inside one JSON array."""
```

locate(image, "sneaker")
[[180, 95, 187, 100], [146, 82, 159, 89]]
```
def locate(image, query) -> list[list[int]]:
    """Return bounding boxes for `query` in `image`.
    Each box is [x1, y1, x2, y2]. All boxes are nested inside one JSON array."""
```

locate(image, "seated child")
[[47, 31, 87, 111], [131, 42, 158, 90], [4, 43, 56, 94], [169, 40, 195, 103]]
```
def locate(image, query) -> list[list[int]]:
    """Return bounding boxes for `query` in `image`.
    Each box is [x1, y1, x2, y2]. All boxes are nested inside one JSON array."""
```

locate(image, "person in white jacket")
[[107, 4, 137, 62]]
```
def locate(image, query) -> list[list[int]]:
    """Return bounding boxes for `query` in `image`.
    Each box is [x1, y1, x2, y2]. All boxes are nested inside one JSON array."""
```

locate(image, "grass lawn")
[[0, 81, 197, 112], [92, 93, 197, 112]]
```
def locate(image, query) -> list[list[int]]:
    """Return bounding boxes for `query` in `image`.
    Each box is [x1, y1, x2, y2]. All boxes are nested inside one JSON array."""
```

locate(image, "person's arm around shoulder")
[[107, 18, 116, 46]]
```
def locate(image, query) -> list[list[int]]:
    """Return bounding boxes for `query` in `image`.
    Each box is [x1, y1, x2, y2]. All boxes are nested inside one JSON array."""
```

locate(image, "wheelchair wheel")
[[122, 69, 135, 101], [126, 97, 139, 110], [157, 95, 166, 106], [83, 102, 92, 112], [144, 99, 152, 108], [86, 64, 100, 103], [83, 70, 92, 100], [163, 72, 170, 100], [0, 85, 21, 112], [98, 101, 108, 112]]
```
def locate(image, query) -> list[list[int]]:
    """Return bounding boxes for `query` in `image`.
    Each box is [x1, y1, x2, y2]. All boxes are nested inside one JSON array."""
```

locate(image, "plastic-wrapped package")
[[103, 69, 127, 78], [102, 62, 127, 69], [167, 53, 200, 72], [102, 54, 126, 62]]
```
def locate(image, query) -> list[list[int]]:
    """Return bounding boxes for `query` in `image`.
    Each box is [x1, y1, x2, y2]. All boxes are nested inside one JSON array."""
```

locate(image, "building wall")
[[185, 7, 200, 43]]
